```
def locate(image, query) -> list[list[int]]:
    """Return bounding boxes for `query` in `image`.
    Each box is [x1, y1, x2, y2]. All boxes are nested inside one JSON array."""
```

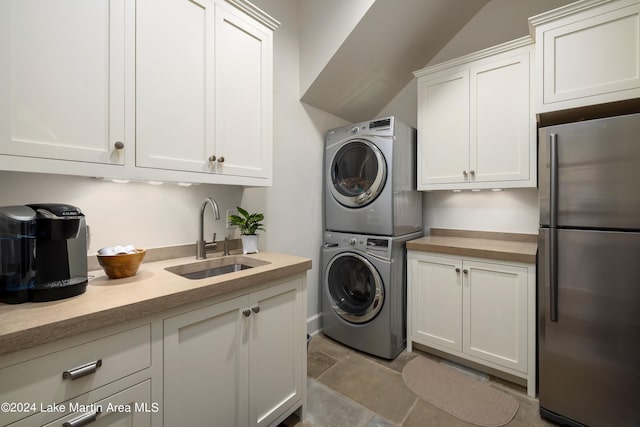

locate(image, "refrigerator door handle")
[[549, 227, 558, 322], [549, 133, 558, 228], [549, 133, 559, 322]]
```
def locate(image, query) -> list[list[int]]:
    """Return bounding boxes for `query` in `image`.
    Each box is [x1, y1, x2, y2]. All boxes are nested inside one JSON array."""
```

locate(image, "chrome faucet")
[[196, 197, 220, 259]]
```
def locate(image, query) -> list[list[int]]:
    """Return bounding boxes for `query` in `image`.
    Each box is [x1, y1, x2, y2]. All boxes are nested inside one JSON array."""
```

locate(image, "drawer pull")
[[62, 409, 101, 427], [62, 359, 103, 380]]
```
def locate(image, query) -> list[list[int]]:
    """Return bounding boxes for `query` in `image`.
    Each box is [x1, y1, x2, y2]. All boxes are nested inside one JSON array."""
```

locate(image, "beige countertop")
[[0, 251, 311, 356], [406, 228, 537, 264]]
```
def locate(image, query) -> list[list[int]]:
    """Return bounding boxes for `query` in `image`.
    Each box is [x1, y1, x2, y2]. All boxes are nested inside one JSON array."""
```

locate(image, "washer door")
[[329, 139, 387, 208], [326, 252, 384, 324]]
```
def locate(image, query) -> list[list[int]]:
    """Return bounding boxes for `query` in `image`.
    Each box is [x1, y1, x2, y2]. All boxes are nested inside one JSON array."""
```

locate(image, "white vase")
[[241, 234, 259, 254]]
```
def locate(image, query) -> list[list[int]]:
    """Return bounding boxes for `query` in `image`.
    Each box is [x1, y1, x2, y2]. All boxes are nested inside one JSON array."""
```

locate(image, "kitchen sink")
[[165, 255, 270, 280]]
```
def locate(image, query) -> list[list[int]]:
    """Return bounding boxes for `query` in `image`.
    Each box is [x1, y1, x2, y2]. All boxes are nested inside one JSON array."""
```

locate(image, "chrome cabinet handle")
[[114, 141, 124, 150], [242, 308, 251, 317], [209, 155, 217, 162], [62, 359, 102, 380], [218, 156, 225, 163], [251, 305, 260, 314], [62, 409, 101, 427]]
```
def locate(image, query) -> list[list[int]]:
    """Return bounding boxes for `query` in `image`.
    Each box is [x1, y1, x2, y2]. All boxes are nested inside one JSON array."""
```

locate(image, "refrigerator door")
[[539, 228, 640, 427], [539, 113, 640, 229]]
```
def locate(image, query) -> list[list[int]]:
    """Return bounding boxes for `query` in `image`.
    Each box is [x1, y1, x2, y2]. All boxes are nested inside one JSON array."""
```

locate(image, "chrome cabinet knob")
[[209, 155, 217, 162], [251, 305, 260, 314], [218, 156, 225, 163], [114, 141, 124, 150], [463, 269, 469, 275], [470, 170, 475, 176], [242, 308, 251, 317], [463, 170, 468, 176], [455, 268, 460, 273]]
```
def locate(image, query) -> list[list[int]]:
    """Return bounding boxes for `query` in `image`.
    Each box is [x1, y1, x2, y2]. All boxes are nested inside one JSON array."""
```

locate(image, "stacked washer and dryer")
[[321, 117, 422, 360]]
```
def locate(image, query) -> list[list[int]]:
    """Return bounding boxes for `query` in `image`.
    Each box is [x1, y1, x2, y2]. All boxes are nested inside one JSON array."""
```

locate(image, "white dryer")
[[324, 117, 422, 236]]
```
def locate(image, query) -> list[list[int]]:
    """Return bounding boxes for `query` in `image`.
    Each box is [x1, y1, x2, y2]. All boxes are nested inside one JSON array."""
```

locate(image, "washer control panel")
[[324, 232, 392, 257]]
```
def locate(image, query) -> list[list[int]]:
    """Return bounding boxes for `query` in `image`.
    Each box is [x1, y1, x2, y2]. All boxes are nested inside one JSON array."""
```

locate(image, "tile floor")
[[282, 334, 560, 427]]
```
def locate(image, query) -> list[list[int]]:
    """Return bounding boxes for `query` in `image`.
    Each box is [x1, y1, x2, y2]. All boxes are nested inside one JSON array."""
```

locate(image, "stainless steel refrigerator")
[[538, 113, 640, 427]]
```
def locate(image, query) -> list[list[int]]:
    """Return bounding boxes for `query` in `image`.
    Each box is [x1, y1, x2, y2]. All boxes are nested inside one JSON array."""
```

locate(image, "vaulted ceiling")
[[299, 0, 489, 123]]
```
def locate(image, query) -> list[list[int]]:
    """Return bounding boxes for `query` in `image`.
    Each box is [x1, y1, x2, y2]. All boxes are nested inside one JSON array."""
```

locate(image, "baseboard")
[[307, 313, 322, 336]]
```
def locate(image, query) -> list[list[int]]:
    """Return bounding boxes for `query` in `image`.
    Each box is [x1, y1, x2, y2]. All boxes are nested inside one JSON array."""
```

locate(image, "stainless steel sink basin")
[[165, 256, 270, 280]]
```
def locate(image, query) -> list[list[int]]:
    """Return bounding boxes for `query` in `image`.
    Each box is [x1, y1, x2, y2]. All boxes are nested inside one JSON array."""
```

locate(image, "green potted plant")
[[228, 207, 265, 254]]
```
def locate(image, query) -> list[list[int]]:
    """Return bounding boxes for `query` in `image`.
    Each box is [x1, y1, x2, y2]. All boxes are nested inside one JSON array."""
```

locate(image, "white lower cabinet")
[[0, 323, 154, 427], [0, 273, 307, 427], [163, 276, 305, 427], [407, 251, 536, 397]]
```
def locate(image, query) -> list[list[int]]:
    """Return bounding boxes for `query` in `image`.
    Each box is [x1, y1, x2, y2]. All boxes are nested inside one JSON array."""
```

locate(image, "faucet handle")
[[212, 232, 217, 243]]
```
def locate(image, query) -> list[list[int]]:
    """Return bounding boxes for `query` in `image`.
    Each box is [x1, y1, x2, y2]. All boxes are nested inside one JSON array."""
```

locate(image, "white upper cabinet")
[[214, 3, 273, 180], [135, 0, 276, 182], [414, 38, 536, 191], [136, 0, 216, 174], [0, 0, 278, 186], [530, 0, 640, 113], [0, 0, 131, 166]]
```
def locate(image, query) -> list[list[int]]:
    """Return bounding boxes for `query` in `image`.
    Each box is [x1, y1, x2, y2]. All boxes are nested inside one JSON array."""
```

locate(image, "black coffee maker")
[[0, 204, 88, 303], [27, 204, 88, 302]]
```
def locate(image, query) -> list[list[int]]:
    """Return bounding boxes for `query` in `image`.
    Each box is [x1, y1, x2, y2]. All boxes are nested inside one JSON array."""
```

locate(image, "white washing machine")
[[321, 230, 422, 359], [324, 116, 422, 236]]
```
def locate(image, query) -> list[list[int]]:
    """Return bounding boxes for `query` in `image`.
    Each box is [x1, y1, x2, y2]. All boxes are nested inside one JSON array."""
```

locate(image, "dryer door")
[[325, 252, 384, 324], [329, 139, 387, 208]]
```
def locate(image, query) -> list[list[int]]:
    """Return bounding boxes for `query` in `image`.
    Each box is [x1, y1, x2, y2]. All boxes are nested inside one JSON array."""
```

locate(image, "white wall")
[[298, 0, 375, 96], [378, 0, 575, 235], [0, 171, 242, 252], [243, 0, 349, 333]]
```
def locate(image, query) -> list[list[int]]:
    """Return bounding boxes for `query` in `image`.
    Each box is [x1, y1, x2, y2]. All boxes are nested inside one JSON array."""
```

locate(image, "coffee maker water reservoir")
[[0, 206, 36, 304]]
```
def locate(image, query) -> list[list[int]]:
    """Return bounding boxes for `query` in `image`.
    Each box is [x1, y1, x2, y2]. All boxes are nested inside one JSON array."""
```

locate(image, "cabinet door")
[[0, 0, 128, 165], [214, 4, 273, 179], [248, 279, 303, 427], [470, 51, 532, 183], [410, 254, 463, 351], [537, 1, 640, 112], [463, 260, 528, 373], [136, 0, 216, 173], [164, 296, 248, 427], [417, 70, 470, 188]]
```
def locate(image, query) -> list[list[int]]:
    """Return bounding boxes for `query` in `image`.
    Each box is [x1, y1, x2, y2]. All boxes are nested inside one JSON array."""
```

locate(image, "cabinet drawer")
[[0, 325, 150, 425], [10, 379, 152, 427]]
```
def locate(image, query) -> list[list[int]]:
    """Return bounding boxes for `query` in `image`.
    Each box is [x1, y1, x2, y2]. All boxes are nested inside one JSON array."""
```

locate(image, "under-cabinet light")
[[111, 179, 130, 184], [147, 181, 164, 185]]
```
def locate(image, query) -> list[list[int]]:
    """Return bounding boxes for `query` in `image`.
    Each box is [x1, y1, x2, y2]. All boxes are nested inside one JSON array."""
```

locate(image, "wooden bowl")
[[97, 249, 146, 279]]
